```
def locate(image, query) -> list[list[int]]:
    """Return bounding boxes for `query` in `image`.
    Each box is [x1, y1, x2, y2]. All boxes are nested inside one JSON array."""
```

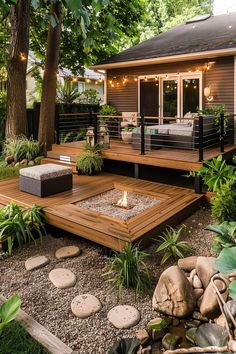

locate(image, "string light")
[[229, 24, 232, 29], [86, 78, 91, 83], [72, 77, 77, 82], [95, 81, 98, 85], [144, 76, 148, 81], [134, 77, 138, 82], [155, 75, 158, 81], [98, 78, 103, 82]]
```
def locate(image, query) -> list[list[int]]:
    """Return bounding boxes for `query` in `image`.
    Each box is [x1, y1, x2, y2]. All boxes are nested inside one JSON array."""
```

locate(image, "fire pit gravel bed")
[[75, 189, 161, 221]]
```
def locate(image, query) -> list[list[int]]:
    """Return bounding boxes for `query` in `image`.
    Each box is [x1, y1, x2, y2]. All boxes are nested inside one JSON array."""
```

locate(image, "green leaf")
[[229, 280, 236, 300], [108, 338, 140, 354], [0, 294, 21, 325], [215, 247, 236, 274]]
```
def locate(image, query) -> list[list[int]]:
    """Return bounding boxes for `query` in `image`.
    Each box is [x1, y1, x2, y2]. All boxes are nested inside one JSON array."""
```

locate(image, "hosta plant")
[[108, 338, 140, 354], [104, 244, 151, 294], [0, 294, 21, 333], [215, 247, 236, 300], [189, 155, 236, 192], [195, 323, 229, 348], [155, 225, 191, 264], [206, 221, 236, 253]]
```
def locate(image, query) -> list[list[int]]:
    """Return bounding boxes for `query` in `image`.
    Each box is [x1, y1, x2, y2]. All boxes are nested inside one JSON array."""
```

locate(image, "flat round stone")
[[25, 255, 50, 271], [49, 268, 76, 289], [71, 294, 102, 318], [107, 305, 140, 329], [55, 246, 81, 260]]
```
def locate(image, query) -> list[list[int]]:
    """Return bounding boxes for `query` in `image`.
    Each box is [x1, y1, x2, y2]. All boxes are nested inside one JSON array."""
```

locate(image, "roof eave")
[[91, 48, 236, 70]]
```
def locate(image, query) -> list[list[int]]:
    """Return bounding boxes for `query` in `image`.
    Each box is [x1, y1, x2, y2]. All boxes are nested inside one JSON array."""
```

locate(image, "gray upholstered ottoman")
[[19, 164, 73, 197]]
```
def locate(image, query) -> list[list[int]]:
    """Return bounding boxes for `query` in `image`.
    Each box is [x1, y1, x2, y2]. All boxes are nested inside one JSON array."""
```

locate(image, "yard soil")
[[0, 207, 215, 354]]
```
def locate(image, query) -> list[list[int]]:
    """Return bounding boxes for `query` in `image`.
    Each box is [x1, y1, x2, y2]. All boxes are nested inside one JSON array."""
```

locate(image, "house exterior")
[[92, 13, 236, 121]]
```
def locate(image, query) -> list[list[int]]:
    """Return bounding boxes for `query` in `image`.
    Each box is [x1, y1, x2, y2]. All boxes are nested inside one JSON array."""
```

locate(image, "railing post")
[[55, 112, 60, 144], [220, 113, 225, 153], [89, 108, 93, 126], [198, 115, 204, 162], [94, 113, 98, 144], [140, 113, 145, 155]]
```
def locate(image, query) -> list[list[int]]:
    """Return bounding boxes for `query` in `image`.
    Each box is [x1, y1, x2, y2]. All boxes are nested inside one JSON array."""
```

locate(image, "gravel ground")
[[0, 206, 215, 354]]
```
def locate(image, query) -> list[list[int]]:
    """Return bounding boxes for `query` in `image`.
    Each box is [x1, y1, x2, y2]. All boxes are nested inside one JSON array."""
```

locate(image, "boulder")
[[20, 159, 28, 165], [196, 257, 218, 289], [223, 300, 236, 323], [193, 288, 204, 300], [152, 266, 196, 318], [193, 275, 202, 289], [5, 155, 14, 164], [135, 329, 150, 345], [28, 160, 35, 166], [178, 256, 198, 272], [200, 278, 229, 319], [162, 333, 181, 350], [71, 294, 102, 318]]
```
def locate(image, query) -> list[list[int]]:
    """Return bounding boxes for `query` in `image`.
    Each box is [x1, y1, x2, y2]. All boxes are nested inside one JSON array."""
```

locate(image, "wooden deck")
[[0, 173, 203, 251], [44, 140, 236, 172]]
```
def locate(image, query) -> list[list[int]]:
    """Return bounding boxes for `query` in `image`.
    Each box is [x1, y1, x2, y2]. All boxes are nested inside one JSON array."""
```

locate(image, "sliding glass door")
[[182, 78, 200, 115], [162, 79, 178, 117], [140, 78, 159, 116]]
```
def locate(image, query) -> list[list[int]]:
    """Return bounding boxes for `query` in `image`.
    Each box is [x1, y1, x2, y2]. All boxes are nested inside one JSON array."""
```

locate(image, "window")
[[163, 80, 178, 117], [77, 82, 85, 93], [182, 78, 200, 115]]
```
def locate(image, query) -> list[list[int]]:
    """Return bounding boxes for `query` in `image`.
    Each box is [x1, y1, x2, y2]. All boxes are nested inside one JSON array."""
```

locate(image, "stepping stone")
[[55, 246, 81, 260], [25, 255, 50, 271], [107, 305, 140, 329], [71, 294, 102, 318], [49, 268, 76, 289]]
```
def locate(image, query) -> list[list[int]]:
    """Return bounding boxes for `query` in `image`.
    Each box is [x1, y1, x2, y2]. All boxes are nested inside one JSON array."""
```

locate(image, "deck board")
[[0, 173, 204, 251]]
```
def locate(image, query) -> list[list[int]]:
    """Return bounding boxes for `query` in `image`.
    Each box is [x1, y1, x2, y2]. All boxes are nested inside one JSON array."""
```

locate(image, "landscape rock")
[[196, 257, 218, 289], [136, 329, 150, 345], [200, 278, 229, 319], [71, 294, 102, 318], [141, 346, 151, 354], [193, 275, 202, 289], [162, 333, 181, 350], [5, 155, 14, 164], [215, 314, 227, 328], [190, 268, 197, 280], [107, 305, 140, 329], [15, 162, 20, 167], [152, 266, 196, 317], [193, 288, 204, 300], [192, 311, 208, 322], [55, 245, 81, 260], [223, 300, 236, 323], [178, 256, 198, 272], [20, 159, 28, 165], [49, 268, 76, 289], [151, 329, 165, 341], [28, 160, 35, 166], [186, 328, 197, 345], [25, 255, 50, 271], [147, 317, 170, 330]]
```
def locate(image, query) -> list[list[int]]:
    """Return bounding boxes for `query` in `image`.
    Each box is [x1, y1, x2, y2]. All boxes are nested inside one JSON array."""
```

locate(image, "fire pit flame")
[[117, 190, 128, 208]]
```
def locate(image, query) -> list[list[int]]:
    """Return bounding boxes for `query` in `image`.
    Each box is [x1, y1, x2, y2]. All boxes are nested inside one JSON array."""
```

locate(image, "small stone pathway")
[[24, 246, 141, 329]]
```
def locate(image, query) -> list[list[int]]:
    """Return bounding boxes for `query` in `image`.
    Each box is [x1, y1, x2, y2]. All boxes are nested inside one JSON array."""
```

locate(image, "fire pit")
[[75, 188, 160, 221]]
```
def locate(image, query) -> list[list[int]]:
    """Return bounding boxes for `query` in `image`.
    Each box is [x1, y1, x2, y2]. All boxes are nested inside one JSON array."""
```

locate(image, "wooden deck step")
[[41, 157, 77, 172], [47, 151, 77, 162]]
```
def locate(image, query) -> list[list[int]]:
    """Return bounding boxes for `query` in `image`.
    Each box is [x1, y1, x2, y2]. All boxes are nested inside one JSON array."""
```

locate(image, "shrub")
[[189, 155, 236, 192], [0, 294, 21, 333], [155, 225, 191, 264], [83, 143, 103, 154], [99, 104, 120, 116], [0, 91, 6, 143], [206, 221, 236, 253], [211, 181, 236, 223], [104, 244, 151, 294], [0, 202, 45, 256], [215, 247, 236, 300], [80, 89, 101, 104], [57, 80, 80, 104], [198, 104, 229, 132], [76, 152, 103, 175], [3, 136, 41, 162]]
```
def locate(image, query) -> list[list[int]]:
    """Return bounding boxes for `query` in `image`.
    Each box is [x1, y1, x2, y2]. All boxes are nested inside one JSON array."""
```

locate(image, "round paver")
[[25, 255, 50, 271], [55, 246, 81, 260], [49, 268, 76, 289], [107, 305, 140, 329], [71, 294, 102, 319]]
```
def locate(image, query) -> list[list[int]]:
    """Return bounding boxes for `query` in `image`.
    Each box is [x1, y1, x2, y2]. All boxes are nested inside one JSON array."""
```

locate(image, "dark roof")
[[96, 12, 236, 66]]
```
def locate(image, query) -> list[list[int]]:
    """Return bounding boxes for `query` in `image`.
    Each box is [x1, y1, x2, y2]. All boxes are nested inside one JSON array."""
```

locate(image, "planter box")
[[0, 295, 74, 354]]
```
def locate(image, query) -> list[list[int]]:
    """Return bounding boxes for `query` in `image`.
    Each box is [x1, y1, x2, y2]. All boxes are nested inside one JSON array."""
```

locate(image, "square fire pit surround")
[[75, 189, 160, 221]]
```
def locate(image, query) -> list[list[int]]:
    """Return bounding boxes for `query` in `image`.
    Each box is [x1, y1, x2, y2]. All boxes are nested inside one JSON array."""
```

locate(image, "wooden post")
[[140, 113, 145, 155], [89, 108, 93, 126], [55, 112, 60, 144], [134, 163, 140, 179], [194, 176, 203, 194], [198, 115, 204, 162], [220, 113, 225, 153], [94, 113, 98, 144]]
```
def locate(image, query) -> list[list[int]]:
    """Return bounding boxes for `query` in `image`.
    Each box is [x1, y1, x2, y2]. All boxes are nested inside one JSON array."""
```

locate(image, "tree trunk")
[[6, 0, 30, 138], [38, 3, 62, 151]]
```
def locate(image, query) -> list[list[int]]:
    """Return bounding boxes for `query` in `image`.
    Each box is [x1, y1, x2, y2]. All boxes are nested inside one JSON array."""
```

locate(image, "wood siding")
[[107, 56, 234, 115]]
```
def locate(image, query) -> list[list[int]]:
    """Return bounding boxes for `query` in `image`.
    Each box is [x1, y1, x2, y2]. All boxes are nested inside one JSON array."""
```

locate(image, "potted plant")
[[76, 152, 104, 176], [121, 126, 134, 144]]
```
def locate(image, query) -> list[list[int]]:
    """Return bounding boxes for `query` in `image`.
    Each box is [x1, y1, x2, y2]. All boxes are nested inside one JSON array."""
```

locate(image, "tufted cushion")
[[20, 164, 72, 181]]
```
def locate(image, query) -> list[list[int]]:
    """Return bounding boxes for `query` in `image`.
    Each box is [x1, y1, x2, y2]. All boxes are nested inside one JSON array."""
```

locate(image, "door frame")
[[138, 71, 203, 118]]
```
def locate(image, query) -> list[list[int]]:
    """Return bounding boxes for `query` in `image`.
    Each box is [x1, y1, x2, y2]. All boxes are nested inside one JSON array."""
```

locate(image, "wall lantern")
[[204, 87, 214, 102], [86, 126, 95, 147], [99, 123, 110, 148]]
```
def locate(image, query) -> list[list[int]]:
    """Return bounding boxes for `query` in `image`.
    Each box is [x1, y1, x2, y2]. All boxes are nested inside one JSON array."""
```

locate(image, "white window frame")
[[138, 71, 203, 119]]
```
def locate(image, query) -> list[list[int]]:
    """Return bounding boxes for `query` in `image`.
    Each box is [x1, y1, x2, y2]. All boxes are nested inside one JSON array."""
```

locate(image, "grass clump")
[[3, 136, 41, 162], [104, 244, 151, 295], [0, 321, 49, 354], [155, 225, 191, 264], [0, 164, 22, 180], [76, 151, 103, 175]]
